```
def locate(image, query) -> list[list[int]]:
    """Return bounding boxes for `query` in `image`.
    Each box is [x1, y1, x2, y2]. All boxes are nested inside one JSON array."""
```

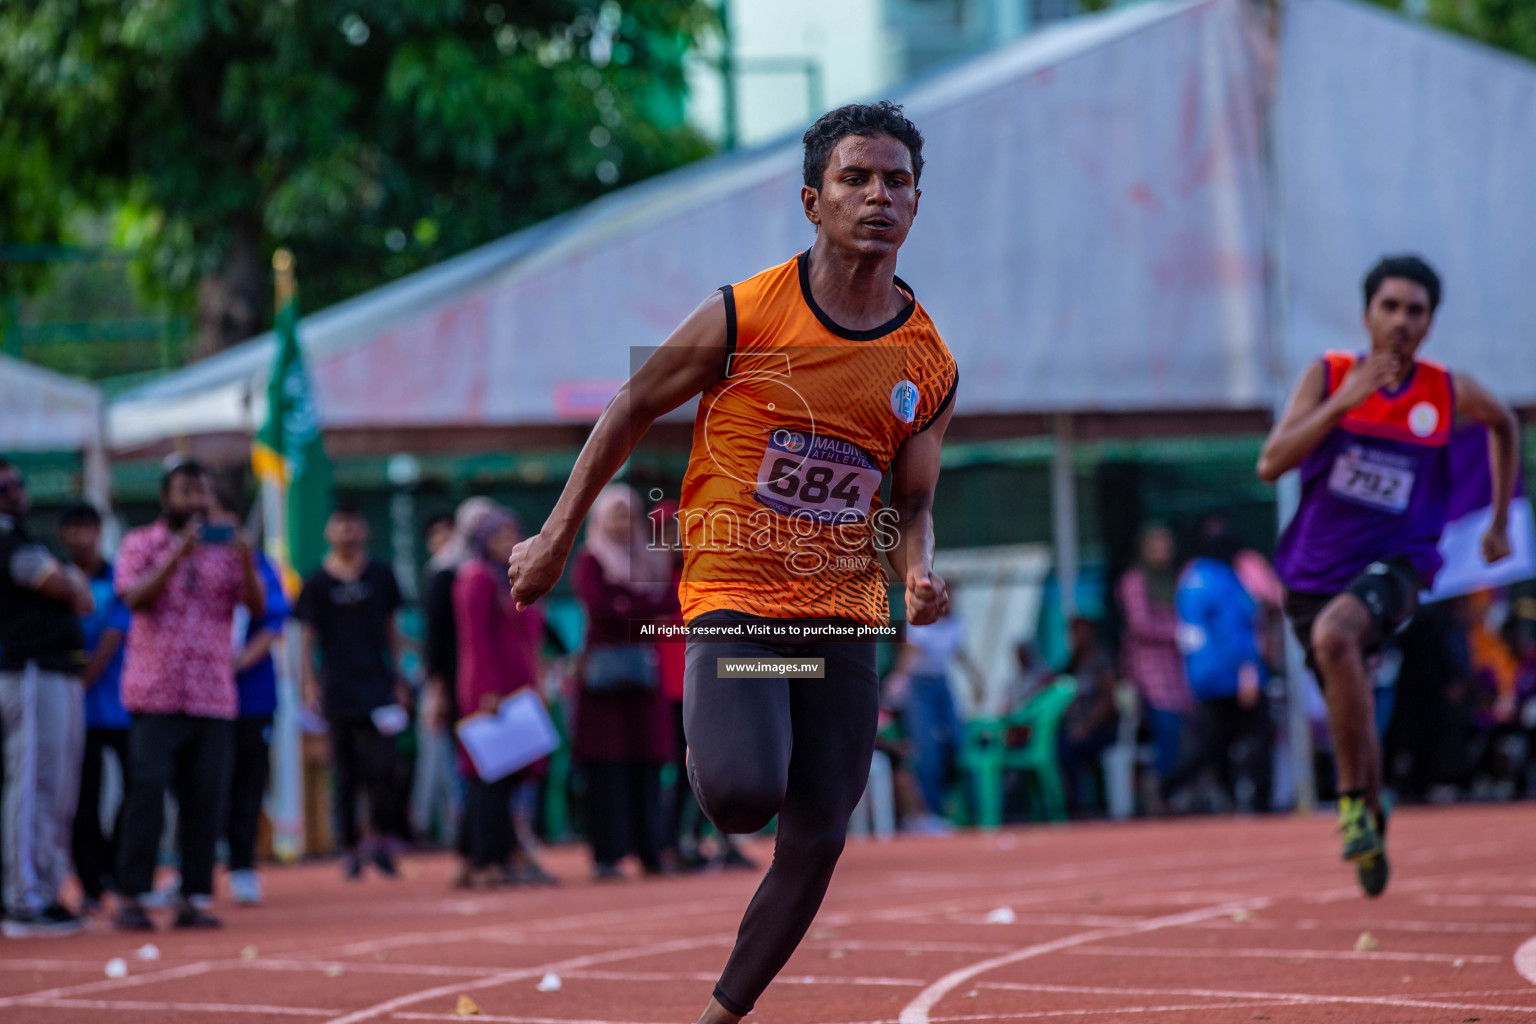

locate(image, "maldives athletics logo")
[[890, 379, 920, 424], [1408, 401, 1440, 438]]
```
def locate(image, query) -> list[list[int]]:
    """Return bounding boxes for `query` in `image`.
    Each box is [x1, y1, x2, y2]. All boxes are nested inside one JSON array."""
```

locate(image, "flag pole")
[[266, 247, 306, 861]]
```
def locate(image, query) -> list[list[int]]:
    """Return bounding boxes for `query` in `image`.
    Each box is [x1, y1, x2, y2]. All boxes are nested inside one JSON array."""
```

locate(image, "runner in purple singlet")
[[1259, 255, 1519, 897]]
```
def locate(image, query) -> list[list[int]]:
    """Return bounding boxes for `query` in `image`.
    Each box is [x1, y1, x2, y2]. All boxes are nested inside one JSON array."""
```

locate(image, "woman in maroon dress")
[[453, 505, 556, 887], [572, 485, 675, 880]]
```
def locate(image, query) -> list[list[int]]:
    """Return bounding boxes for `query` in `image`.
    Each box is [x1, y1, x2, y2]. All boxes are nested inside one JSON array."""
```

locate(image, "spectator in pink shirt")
[[453, 505, 556, 887], [113, 458, 263, 931]]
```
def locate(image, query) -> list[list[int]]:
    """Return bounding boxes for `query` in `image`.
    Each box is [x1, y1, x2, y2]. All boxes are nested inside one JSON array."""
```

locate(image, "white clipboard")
[[454, 689, 561, 782]]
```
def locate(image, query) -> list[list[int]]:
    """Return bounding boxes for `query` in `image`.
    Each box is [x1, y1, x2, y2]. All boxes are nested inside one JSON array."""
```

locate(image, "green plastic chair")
[[961, 677, 1078, 829], [1003, 677, 1078, 824]]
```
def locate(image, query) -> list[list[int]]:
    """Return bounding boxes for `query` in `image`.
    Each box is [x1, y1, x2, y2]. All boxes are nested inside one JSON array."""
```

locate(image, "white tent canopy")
[[1, 354, 110, 507], [108, 0, 1536, 451]]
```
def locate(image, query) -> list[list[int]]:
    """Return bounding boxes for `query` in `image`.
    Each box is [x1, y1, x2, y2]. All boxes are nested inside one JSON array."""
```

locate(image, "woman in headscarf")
[[1116, 523, 1192, 794], [453, 503, 556, 887], [572, 484, 676, 880]]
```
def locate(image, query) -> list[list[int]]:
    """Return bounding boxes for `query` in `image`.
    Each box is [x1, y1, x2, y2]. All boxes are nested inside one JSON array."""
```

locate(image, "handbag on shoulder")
[[582, 644, 660, 693]]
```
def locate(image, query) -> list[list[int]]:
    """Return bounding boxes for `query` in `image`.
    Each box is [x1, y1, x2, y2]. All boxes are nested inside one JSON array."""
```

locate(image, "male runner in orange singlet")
[[508, 101, 957, 1022]]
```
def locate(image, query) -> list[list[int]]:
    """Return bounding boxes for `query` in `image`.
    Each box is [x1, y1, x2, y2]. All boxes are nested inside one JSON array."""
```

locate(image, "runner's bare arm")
[[887, 400, 955, 626], [508, 292, 728, 609], [1454, 370, 1520, 563], [1257, 353, 1398, 482]]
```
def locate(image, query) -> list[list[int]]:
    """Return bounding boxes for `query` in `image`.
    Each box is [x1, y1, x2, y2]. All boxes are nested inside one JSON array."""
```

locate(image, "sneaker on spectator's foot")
[[342, 852, 363, 880], [228, 869, 263, 906], [4, 904, 86, 938], [517, 860, 560, 887], [172, 900, 222, 929], [113, 902, 155, 932], [371, 848, 399, 878], [592, 862, 625, 882], [140, 871, 180, 910], [78, 895, 104, 916]]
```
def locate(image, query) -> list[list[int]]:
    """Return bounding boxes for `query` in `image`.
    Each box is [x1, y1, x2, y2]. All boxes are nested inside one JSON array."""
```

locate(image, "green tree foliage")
[[1366, 0, 1536, 62], [0, 1, 715, 354]]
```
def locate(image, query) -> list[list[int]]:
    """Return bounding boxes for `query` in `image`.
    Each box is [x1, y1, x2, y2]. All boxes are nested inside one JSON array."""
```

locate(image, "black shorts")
[[1283, 557, 1421, 675]]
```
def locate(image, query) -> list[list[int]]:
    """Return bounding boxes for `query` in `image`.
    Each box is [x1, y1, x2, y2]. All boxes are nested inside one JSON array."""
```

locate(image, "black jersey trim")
[[796, 250, 916, 341], [916, 370, 958, 433], [719, 284, 737, 377]]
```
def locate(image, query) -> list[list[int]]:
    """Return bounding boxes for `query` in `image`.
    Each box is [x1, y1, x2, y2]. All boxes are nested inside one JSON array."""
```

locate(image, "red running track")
[[2, 805, 1535, 1023]]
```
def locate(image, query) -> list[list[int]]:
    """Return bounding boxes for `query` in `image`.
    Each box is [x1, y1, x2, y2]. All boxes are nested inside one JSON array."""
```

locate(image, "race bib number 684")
[[754, 429, 883, 523]]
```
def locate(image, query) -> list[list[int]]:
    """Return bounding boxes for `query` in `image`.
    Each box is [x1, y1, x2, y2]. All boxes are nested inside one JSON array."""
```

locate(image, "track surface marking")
[[1, 805, 1533, 1023]]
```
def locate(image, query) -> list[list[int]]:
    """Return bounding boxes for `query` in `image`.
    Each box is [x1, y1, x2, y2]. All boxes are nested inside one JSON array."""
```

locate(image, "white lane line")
[[979, 980, 1536, 1016], [559, 969, 924, 987], [393, 1016, 674, 1024], [323, 932, 736, 1024], [896, 897, 1267, 1024], [15, 997, 331, 1016], [1193, 917, 1536, 934], [926, 1005, 1296, 1022], [1515, 934, 1536, 985], [0, 959, 227, 1008], [805, 940, 1019, 954], [312, 896, 745, 960], [247, 960, 509, 978], [1067, 945, 1499, 964], [1424, 894, 1536, 909], [0, 959, 109, 972]]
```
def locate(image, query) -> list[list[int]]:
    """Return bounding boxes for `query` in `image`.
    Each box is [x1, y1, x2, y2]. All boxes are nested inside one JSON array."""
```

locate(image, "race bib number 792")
[[754, 429, 883, 523], [1327, 446, 1414, 513]]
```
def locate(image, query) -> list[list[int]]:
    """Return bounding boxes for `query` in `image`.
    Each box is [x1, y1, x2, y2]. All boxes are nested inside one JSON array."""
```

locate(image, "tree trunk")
[[194, 217, 265, 358]]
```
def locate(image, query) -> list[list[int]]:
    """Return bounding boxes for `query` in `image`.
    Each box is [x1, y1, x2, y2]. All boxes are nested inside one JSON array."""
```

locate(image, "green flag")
[[253, 288, 332, 592]]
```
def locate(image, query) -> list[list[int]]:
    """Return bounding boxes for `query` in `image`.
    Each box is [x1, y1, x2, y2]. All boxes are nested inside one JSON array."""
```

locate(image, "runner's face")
[[1363, 277, 1433, 361], [804, 135, 919, 257]]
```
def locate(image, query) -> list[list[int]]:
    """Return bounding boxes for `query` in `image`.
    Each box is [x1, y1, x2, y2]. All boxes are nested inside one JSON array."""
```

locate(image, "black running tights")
[[683, 612, 879, 1016]]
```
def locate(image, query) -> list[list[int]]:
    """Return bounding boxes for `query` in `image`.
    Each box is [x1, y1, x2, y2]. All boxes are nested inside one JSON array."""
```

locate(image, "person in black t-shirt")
[[296, 501, 408, 879], [0, 460, 93, 936]]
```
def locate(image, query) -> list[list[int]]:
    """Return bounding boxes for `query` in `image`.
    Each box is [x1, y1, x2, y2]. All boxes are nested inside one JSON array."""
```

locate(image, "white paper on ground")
[[456, 690, 561, 783]]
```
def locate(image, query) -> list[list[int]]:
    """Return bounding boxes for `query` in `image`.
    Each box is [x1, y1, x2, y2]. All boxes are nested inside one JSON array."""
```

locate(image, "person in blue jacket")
[[1163, 516, 1274, 812], [224, 496, 292, 907], [59, 504, 132, 914]]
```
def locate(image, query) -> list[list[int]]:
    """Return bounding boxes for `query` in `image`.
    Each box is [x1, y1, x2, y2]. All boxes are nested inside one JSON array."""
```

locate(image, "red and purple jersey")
[[1274, 351, 1455, 594]]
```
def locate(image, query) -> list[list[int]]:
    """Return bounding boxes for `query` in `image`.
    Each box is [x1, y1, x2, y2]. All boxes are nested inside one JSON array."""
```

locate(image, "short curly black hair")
[[802, 101, 925, 190], [1363, 254, 1441, 313]]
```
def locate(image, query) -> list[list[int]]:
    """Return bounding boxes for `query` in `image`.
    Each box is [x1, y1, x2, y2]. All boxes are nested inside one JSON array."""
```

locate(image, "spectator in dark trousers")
[[224, 496, 291, 907], [1165, 519, 1273, 812], [453, 505, 557, 887], [297, 501, 409, 880], [59, 503, 132, 915], [114, 458, 264, 931], [0, 462, 93, 937], [572, 485, 675, 881]]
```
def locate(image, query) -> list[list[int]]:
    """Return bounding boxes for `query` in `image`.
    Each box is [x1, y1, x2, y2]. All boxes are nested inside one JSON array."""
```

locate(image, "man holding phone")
[[113, 457, 264, 931]]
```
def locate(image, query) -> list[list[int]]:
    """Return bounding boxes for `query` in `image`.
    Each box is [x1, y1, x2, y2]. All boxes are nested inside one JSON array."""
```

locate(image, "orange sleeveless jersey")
[[677, 252, 958, 626]]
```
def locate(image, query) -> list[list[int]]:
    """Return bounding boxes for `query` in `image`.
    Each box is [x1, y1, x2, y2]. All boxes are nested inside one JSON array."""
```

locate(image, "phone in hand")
[[197, 522, 236, 545]]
